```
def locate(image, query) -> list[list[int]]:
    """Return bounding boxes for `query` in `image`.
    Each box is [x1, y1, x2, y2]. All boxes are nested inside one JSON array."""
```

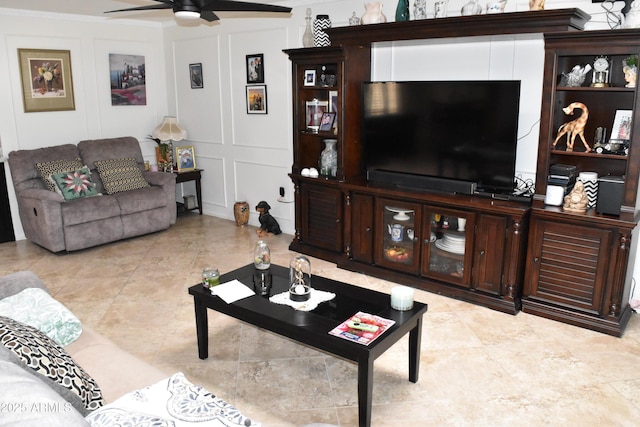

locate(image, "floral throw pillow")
[[35, 158, 83, 192], [50, 167, 99, 200]]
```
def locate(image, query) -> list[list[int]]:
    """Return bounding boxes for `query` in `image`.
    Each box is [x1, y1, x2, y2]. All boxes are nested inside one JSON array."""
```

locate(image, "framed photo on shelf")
[[18, 48, 75, 112], [611, 109, 632, 141], [303, 69, 316, 86], [189, 63, 203, 89], [306, 99, 328, 131], [246, 85, 267, 114], [246, 53, 264, 84], [329, 90, 338, 130], [319, 112, 336, 131], [176, 146, 196, 172]]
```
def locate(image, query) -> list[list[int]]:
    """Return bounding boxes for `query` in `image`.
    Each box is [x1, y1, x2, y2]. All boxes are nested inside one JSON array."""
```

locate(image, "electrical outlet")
[[279, 187, 285, 197]]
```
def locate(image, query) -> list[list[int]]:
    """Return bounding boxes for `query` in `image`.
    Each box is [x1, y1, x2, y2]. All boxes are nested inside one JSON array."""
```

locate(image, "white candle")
[[390, 285, 414, 311]]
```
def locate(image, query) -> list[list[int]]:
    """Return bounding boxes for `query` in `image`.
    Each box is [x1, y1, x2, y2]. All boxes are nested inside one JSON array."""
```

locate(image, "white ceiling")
[[0, 0, 298, 22]]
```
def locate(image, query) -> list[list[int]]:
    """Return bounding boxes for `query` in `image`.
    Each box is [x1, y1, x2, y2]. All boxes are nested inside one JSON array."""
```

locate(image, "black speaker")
[[596, 176, 625, 215]]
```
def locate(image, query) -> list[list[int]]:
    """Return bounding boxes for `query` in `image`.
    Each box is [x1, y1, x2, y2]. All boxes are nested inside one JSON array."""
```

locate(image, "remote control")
[[346, 321, 379, 333]]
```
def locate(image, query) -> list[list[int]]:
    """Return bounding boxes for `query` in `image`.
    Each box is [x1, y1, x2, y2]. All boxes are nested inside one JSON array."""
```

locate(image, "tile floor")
[[1, 214, 640, 426]]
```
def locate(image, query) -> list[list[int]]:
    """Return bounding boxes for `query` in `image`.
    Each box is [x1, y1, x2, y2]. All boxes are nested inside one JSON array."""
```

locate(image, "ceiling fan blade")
[[200, 0, 292, 14], [104, 4, 174, 14], [200, 10, 220, 22]]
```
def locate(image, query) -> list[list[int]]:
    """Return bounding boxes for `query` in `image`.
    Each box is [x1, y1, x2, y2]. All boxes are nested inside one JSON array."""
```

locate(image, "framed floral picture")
[[18, 48, 75, 113], [176, 146, 196, 172], [246, 85, 267, 114]]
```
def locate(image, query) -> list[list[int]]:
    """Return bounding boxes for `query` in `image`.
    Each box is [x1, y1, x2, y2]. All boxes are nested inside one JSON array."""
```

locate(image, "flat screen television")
[[362, 80, 521, 195]]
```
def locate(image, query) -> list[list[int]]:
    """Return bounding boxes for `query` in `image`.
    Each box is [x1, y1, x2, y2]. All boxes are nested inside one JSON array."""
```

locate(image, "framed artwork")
[[176, 146, 196, 172], [246, 53, 264, 84], [306, 99, 328, 131], [189, 63, 203, 89], [329, 90, 339, 130], [246, 85, 267, 114], [109, 53, 146, 106], [304, 69, 316, 86], [18, 48, 75, 113], [611, 110, 632, 141], [319, 112, 336, 131]]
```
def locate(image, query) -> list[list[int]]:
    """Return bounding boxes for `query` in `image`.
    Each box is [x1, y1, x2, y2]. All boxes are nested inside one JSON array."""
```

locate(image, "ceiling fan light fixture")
[[175, 10, 200, 20]]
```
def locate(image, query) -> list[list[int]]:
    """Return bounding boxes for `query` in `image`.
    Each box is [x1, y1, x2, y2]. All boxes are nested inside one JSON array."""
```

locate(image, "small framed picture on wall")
[[246, 53, 264, 84], [189, 63, 203, 89], [246, 85, 267, 114]]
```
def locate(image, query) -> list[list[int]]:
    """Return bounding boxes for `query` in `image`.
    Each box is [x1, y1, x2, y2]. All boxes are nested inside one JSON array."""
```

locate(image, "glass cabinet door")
[[422, 207, 474, 286], [375, 199, 422, 274]]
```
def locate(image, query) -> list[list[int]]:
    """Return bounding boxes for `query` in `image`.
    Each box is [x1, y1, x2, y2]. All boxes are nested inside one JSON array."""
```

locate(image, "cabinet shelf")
[[556, 86, 634, 92], [550, 150, 627, 160]]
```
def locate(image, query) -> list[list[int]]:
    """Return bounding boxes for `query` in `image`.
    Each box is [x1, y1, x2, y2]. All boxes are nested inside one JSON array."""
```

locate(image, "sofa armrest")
[[143, 171, 176, 187], [143, 171, 177, 224], [0, 271, 49, 300], [16, 189, 67, 252]]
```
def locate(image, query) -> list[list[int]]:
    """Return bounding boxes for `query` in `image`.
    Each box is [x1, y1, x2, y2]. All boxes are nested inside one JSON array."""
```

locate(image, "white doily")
[[269, 289, 336, 311]]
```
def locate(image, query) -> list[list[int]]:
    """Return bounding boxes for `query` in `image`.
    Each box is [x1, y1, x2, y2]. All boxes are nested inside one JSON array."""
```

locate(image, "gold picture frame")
[[176, 145, 196, 172], [18, 48, 75, 113]]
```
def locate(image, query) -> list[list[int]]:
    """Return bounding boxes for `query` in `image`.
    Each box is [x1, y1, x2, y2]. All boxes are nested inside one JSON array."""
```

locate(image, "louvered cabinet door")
[[524, 218, 612, 315]]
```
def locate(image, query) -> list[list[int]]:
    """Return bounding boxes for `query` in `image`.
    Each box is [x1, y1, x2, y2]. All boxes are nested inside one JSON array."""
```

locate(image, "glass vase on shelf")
[[395, 0, 410, 21], [319, 139, 338, 178], [413, 0, 427, 19], [303, 8, 314, 48]]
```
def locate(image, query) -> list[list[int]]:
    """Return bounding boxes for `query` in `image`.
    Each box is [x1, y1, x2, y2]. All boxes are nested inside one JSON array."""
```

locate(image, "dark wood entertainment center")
[[285, 9, 639, 336]]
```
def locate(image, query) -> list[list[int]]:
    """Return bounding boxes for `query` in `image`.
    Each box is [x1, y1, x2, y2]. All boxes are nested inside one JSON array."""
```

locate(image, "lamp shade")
[[151, 116, 187, 142]]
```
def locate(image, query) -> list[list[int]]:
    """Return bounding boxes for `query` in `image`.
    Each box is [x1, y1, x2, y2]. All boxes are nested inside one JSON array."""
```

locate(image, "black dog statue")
[[256, 201, 282, 237]]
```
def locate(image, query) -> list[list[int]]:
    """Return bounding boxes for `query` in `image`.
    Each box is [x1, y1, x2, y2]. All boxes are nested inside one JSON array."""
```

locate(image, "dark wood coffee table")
[[188, 264, 428, 427]]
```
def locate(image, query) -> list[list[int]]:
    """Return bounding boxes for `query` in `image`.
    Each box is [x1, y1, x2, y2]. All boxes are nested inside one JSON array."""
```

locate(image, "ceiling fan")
[[105, 0, 292, 22]]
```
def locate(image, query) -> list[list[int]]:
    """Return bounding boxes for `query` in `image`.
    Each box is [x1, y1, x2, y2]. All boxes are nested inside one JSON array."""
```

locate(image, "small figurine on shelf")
[[560, 64, 592, 87], [552, 102, 591, 153], [255, 201, 282, 237], [563, 181, 589, 213], [623, 55, 638, 88]]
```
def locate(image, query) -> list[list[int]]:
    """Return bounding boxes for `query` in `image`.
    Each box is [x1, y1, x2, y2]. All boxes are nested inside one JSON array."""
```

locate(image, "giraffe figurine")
[[552, 102, 591, 152]]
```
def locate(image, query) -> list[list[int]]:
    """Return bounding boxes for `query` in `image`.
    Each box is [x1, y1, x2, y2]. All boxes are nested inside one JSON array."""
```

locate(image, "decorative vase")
[[395, 0, 410, 21], [254, 240, 271, 270], [461, 0, 482, 15], [233, 201, 250, 226], [361, 2, 387, 24], [320, 139, 338, 178], [289, 255, 311, 302], [578, 172, 598, 209], [313, 15, 331, 47], [349, 11, 361, 26], [302, 8, 314, 48], [413, 0, 427, 19], [529, 0, 545, 10], [434, 0, 448, 18]]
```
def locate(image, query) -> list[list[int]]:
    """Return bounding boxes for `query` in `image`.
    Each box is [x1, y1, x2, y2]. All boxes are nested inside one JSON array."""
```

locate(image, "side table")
[[173, 169, 203, 215]]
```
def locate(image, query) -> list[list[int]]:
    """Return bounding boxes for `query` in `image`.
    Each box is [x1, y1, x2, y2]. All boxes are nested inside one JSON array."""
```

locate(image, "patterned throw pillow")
[[0, 316, 104, 413], [35, 158, 83, 192], [94, 157, 149, 195], [49, 167, 100, 201]]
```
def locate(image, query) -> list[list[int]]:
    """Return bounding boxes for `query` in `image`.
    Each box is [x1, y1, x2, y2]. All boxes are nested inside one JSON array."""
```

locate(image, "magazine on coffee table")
[[328, 311, 395, 345]]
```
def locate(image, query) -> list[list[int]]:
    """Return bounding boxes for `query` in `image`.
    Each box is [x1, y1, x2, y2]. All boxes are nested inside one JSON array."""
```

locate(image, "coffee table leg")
[[358, 357, 374, 427], [408, 316, 423, 383], [193, 297, 209, 359]]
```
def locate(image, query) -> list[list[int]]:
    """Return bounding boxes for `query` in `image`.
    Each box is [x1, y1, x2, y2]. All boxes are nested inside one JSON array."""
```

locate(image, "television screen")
[[362, 80, 521, 194]]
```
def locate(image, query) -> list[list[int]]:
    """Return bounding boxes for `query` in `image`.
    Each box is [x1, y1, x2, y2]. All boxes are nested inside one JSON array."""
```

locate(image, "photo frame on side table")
[[176, 146, 196, 172], [189, 63, 203, 89], [246, 53, 264, 84], [18, 48, 75, 112], [246, 85, 267, 114]]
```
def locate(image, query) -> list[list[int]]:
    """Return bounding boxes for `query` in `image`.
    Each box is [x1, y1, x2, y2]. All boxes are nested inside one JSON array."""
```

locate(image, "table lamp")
[[151, 116, 187, 170]]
